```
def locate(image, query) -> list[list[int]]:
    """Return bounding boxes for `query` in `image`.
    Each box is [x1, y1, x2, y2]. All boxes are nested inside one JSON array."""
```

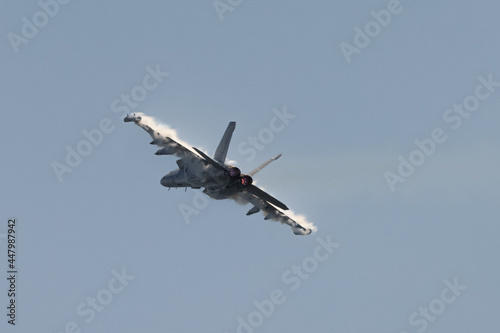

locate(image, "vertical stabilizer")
[[213, 122, 236, 163]]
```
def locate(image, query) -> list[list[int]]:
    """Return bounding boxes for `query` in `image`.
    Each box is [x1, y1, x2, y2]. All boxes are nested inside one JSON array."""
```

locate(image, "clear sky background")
[[1, 1, 499, 332]]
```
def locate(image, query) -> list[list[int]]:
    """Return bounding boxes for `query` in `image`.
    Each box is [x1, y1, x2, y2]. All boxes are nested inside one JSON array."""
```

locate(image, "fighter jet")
[[124, 113, 313, 235]]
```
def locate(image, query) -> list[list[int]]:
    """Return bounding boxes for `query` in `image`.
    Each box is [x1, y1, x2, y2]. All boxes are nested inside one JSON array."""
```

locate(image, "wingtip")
[[124, 114, 142, 123], [293, 225, 312, 236]]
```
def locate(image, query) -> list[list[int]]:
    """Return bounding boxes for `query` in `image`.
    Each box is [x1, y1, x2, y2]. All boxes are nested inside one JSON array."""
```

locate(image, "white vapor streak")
[[133, 112, 197, 153], [284, 210, 317, 233]]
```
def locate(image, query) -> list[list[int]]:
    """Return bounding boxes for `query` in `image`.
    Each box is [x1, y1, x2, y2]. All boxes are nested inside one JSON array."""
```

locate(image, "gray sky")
[[1, 1, 499, 332]]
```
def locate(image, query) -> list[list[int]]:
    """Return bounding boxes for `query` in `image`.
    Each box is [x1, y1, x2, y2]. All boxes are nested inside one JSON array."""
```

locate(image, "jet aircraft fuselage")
[[124, 113, 313, 235]]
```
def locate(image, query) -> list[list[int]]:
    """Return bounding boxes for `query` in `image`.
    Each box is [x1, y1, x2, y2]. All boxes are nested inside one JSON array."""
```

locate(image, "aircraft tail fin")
[[213, 121, 236, 163]]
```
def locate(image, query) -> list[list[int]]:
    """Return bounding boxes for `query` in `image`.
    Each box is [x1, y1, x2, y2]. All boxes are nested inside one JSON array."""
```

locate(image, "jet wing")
[[245, 185, 289, 210], [235, 190, 312, 235], [124, 114, 204, 165]]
